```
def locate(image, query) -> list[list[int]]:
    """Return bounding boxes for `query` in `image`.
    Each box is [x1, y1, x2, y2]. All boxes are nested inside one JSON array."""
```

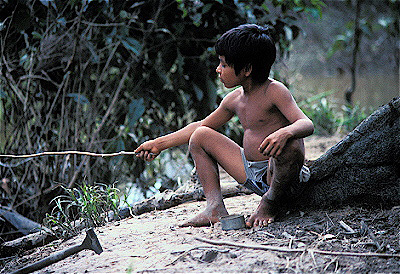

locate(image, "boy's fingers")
[[142, 151, 158, 161], [270, 145, 280, 157], [264, 144, 274, 156], [259, 140, 269, 153], [145, 152, 153, 161]]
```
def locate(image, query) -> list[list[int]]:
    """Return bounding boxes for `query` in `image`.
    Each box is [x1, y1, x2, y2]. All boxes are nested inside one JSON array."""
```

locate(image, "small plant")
[[301, 96, 339, 136], [340, 103, 371, 132], [299, 92, 371, 136], [44, 182, 125, 238]]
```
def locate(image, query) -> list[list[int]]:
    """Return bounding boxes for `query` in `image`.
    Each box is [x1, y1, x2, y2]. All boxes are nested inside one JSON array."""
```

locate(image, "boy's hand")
[[134, 140, 160, 161], [258, 129, 292, 158]]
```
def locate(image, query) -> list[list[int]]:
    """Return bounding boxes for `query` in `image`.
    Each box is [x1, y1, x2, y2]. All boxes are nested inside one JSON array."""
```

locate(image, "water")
[[292, 73, 399, 110]]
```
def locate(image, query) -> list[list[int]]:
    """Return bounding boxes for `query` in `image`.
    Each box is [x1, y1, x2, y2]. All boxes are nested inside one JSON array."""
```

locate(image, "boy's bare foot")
[[246, 198, 277, 227], [179, 205, 228, 227]]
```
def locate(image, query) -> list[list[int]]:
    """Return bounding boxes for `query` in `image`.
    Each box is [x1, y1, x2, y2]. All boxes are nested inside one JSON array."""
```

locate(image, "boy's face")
[[216, 56, 246, 88]]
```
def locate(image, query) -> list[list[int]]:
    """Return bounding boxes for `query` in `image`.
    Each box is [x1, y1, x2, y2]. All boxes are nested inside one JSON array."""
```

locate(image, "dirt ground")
[[3, 135, 400, 273]]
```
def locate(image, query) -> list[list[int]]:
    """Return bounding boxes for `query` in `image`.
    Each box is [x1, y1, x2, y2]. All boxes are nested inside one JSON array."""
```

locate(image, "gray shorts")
[[240, 148, 310, 197]]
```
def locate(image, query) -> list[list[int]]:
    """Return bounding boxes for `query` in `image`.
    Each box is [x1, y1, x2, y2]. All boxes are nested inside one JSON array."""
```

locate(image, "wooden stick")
[[310, 249, 400, 258], [195, 237, 400, 258], [195, 237, 306, 253], [0, 151, 156, 159], [339, 220, 356, 234]]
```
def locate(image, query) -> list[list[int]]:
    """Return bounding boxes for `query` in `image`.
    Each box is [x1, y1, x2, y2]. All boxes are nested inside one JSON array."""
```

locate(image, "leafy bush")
[[300, 93, 371, 136], [302, 97, 339, 136], [340, 103, 370, 132]]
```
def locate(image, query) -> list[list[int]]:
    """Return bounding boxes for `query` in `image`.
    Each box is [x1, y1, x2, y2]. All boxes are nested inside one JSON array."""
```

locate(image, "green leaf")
[[0, 89, 7, 99], [127, 98, 145, 128], [32, 31, 43, 40], [119, 10, 128, 19], [192, 83, 204, 101], [202, 4, 212, 14], [66, 93, 90, 105], [119, 36, 142, 56], [57, 17, 67, 27], [109, 138, 125, 165]]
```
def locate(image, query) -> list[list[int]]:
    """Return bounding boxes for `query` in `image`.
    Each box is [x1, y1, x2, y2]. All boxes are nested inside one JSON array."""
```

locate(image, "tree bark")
[[294, 97, 400, 208]]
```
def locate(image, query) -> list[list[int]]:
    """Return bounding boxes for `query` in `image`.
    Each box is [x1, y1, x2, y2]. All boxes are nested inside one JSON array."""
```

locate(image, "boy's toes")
[[263, 218, 274, 226], [246, 215, 256, 227], [246, 216, 275, 227]]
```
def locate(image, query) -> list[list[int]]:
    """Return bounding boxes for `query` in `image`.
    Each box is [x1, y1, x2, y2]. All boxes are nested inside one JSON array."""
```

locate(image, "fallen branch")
[[195, 237, 400, 258], [0, 219, 86, 257], [195, 237, 306, 253], [118, 183, 251, 218]]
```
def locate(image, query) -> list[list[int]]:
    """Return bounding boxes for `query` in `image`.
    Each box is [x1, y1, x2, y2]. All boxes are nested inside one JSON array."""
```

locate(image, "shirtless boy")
[[135, 24, 314, 227]]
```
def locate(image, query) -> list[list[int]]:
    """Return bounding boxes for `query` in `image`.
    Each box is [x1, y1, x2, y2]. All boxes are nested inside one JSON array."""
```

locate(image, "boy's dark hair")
[[215, 24, 276, 84]]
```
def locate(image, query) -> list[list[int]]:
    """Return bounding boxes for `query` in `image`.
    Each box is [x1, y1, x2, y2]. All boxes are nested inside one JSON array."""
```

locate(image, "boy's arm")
[[259, 83, 314, 158], [135, 93, 235, 161]]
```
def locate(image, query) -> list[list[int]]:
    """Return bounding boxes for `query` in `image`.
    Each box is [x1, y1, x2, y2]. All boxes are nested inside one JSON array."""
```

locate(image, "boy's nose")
[[216, 65, 221, 74]]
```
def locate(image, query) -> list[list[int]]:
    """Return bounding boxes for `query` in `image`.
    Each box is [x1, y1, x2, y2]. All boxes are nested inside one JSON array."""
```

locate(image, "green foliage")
[[0, 0, 325, 222], [44, 182, 125, 238], [327, 0, 399, 69], [302, 96, 339, 136], [300, 93, 371, 136], [340, 103, 370, 132]]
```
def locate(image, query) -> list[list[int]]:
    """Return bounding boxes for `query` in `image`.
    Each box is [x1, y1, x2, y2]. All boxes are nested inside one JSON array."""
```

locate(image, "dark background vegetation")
[[0, 0, 398, 240]]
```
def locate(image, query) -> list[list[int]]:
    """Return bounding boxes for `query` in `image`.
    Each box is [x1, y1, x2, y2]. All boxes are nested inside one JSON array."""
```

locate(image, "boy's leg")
[[246, 139, 305, 227], [180, 126, 247, 227]]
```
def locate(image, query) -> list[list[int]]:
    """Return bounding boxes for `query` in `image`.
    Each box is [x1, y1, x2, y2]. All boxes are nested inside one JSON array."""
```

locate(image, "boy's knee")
[[189, 126, 213, 150], [276, 139, 304, 164]]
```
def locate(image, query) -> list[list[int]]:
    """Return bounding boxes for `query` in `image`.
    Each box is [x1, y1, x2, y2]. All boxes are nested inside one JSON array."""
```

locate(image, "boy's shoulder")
[[218, 87, 243, 110], [264, 78, 293, 100], [224, 87, 243, 100], [266, 78, 289, 93]]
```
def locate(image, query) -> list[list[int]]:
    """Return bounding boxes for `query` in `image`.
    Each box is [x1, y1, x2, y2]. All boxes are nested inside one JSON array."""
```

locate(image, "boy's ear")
[[244, 64, 252, 77]]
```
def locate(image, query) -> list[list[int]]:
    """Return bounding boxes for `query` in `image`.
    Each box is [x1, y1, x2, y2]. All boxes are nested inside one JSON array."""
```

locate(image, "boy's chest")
[[234, 99, 277, 128]]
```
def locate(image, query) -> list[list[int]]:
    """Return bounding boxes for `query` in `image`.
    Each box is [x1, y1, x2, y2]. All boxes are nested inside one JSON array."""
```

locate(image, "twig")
[[165, 246, 219, 266], [195, 236, 400, 258], [325, 212, 335, 226], [323, 257, 338, 272], [310, 249, 400, 258], [0, 150, 141, 159], [360, 220, 382, 250], [339, 220, 357, 234], [302, 219, 325, 229], [195, 237, 306, 253], [81, 21, 126, 27], [13, 183, 63, 208], [0, 158, 33, 167]]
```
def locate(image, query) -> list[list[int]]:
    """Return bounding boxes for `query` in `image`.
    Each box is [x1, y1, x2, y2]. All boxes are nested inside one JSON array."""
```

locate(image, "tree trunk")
[[345, 0, 363, 106], [294, 97, 400, 208]]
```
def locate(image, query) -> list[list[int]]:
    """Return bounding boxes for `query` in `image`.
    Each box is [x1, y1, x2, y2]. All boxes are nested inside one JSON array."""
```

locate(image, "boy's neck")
[[242, 78, 271, 95]]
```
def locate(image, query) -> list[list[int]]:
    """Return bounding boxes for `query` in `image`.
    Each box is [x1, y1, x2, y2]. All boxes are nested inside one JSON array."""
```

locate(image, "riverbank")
[[4, 135, 400, 273]]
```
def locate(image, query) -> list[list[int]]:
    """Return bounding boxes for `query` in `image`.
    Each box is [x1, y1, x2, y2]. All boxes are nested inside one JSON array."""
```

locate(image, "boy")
[[135, 24, 314, 227]]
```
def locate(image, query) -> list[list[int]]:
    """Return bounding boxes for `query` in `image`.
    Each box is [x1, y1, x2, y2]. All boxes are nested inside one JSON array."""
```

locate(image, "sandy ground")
[[4, 135, 400, 273]]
